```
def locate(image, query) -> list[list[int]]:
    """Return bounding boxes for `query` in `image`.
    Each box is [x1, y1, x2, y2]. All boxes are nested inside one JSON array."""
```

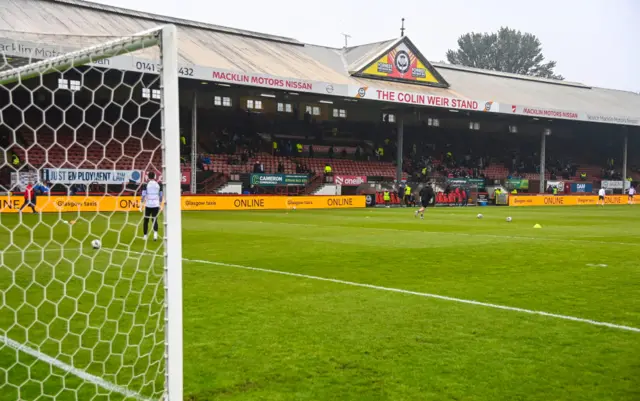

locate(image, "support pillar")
[[539, 129, 547, 193], [190, 92, 197, 194], [396, 114, 404, 183], [622, 127, 628, 192]]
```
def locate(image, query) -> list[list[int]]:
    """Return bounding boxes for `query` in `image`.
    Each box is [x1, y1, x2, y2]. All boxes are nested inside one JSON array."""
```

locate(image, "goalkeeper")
[[141, 172, 162, 241]]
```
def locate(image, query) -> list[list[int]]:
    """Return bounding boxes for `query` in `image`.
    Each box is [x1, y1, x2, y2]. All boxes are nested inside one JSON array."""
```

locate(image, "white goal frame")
[[0, 25, 183, 400]]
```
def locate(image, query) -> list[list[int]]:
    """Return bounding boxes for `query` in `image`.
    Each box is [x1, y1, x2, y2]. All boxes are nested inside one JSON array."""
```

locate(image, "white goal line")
[[0, 335, 154, 401]]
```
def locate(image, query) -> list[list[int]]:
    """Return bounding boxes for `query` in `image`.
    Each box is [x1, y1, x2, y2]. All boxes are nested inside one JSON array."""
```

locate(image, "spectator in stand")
[[241, 150, 249, 164], [328, 145, 334, 159], [355, 145, 362, 160], [309, 144, 314, 158], [286, 140, 292, 156], [253, 161, 264, 173], [277, 162, 284, 173], [453, 187, 461, 206], [341, 148, 347, 159], [397, 183, 404, 205], [324, 163, 332, 178]]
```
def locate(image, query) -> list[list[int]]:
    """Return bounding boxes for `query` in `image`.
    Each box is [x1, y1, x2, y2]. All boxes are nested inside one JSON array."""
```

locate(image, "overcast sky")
[[92, 0, 639, 92]]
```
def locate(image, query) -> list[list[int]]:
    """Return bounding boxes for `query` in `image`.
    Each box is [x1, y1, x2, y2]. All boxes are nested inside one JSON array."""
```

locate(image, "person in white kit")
[[629, 186, 636, 205], [141, 172, 163, 241], [597, 187, 606, 207]]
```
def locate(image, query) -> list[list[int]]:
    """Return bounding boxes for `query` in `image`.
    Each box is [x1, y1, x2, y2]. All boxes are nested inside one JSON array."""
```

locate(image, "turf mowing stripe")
[[5, 247, 639, 334], [250, 221, 640, 246], [0, 334, 154, 401], [184, 257, 640, 334]]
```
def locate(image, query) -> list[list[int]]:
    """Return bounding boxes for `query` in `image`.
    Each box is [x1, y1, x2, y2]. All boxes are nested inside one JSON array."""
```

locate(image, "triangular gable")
[[351, 37, 449, 88]]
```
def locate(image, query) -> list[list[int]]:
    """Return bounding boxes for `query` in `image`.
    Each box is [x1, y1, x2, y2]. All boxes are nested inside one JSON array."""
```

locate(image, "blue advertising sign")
[[571, 183, 592, 193]]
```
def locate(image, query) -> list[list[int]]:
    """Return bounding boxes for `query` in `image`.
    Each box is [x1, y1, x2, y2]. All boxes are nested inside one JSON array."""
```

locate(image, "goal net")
[[0, 26, 183, 400]]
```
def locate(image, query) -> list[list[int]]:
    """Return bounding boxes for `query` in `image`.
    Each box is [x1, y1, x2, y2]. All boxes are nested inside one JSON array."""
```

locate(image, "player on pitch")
[[415, 183, 435, 220], [141, 172, 162, 241]]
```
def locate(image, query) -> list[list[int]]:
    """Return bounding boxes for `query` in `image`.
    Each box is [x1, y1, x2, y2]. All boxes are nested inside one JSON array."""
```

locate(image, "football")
[[477, 214, 483, 219], [91, 239, 101, 249], [506, 217, 512, 222]]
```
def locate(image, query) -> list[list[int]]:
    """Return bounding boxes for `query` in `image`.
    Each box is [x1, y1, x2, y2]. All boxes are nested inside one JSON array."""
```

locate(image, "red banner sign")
[[334, 175, 367, 186], [144, 169, 191, 185]]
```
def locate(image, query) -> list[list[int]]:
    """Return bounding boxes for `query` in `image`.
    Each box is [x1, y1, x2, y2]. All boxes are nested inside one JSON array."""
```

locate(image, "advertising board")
[[509, 195, 633, 207], [1, 195, 366, 213], [181, 195, 365, 211], [446, 178, 485, 189], [334, 175, 367, 186], [570, 183, 592, 193], [505, 178, 529, 190], [0, 195, 141, 213], [250, 174, 308, 186], [600, 180, 630, 190], [42, 169, 143, 185]]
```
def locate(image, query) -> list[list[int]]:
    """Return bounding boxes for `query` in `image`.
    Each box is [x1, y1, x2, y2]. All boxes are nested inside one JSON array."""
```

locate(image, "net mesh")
[[0, 29, 170, 401]]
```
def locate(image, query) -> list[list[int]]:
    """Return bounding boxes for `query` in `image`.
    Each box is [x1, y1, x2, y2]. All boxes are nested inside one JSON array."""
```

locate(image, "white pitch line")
[[185, 257, 640, 334], [0, 335, 154, 401], [5, 247, 640, 334]]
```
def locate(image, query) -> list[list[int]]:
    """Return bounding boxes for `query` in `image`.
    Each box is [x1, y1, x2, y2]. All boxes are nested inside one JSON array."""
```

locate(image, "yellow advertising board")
[[509, 195, 633, 207], [0, 195, 366, 213], [181, 195, 366, 211], [0, 195, 141, 213]]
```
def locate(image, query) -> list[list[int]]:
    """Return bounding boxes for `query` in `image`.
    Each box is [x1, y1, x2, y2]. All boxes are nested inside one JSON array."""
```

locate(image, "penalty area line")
[[0, 334, 154, 401], [185, 257, 640, 334]]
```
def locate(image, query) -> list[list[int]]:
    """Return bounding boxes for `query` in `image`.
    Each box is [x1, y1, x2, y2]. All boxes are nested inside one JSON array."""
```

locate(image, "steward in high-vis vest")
[[383, 190, 391, 207], [511, 189, 517, 195], [494, 188, 502, 204], [324, 164, 332, 176], [404, 185, 412, 206]]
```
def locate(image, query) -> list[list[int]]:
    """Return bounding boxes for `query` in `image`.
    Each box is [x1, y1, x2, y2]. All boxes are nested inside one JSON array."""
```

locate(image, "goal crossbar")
[[0, 26, 164, 85]]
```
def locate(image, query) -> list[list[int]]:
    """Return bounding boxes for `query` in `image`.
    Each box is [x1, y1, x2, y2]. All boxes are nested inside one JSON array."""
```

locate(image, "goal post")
[[0, 25, 183, 400]]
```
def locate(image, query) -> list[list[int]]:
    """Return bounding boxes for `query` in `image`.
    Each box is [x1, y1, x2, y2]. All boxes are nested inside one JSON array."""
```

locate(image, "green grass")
[[1, 206, 640, 400]]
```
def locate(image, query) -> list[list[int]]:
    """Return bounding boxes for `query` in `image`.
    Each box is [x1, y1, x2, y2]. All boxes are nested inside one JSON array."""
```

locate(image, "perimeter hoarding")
[[0, 195, 141, 213], [0, 195, 366, 213], [181, 196, 366, 211], [509, 195, 635, 206]]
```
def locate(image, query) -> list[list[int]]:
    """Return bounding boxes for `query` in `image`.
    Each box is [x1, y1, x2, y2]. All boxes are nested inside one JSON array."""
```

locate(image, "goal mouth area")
[[1, 25, 183, 401]]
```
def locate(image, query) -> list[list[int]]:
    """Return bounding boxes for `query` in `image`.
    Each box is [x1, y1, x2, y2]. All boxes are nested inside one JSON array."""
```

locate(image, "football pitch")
[[1, 206, 639, 400]]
